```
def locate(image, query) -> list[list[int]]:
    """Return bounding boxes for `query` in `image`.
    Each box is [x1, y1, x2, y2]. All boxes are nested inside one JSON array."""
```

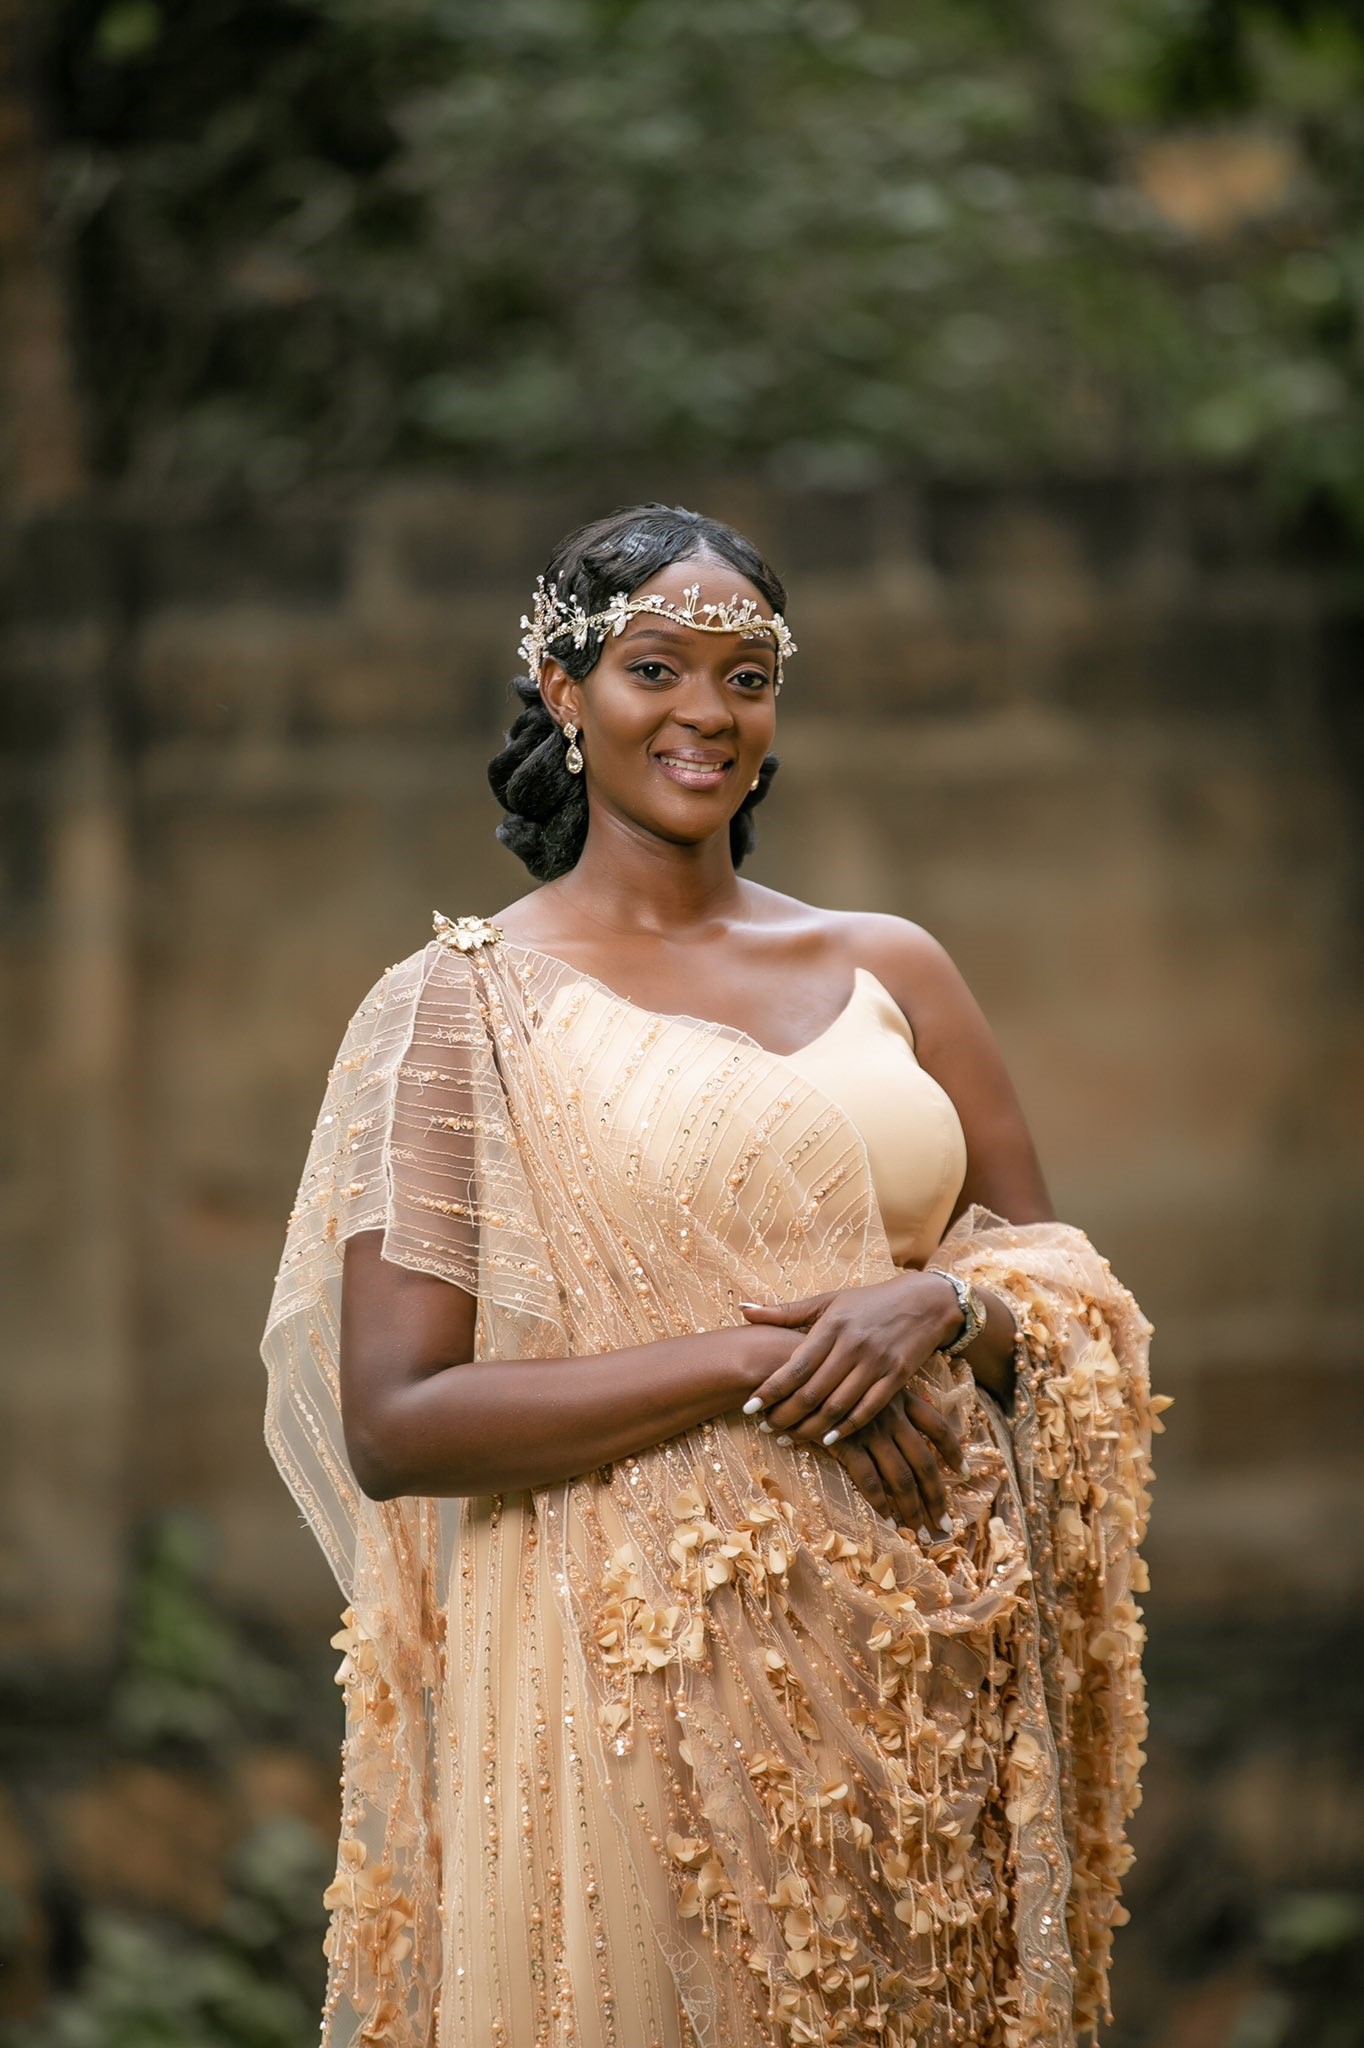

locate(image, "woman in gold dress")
[[262, 502, 1165, 2048]]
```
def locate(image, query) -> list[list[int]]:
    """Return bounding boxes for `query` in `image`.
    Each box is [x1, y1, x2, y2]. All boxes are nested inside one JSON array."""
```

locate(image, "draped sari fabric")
[[261, 919, 1164, 2048]]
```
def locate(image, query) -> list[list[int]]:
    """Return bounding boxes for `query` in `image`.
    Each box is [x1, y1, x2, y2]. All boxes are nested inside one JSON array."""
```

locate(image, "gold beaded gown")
[[261, 914, 1163, 2048]]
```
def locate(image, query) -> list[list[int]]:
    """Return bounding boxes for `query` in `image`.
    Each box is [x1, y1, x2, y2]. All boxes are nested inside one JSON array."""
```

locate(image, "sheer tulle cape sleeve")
[[259, 935, 573, 2046], [260, 936, 565, 1594], [931, 1203, 1166, 2034]]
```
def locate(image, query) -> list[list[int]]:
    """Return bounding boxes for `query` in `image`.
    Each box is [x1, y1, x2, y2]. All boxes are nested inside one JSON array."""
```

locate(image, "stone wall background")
[[2, 473, 1362, 2037]]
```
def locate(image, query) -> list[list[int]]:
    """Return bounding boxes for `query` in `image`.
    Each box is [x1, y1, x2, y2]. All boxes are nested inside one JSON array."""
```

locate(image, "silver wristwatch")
[[928, 1269, 986, 1357]]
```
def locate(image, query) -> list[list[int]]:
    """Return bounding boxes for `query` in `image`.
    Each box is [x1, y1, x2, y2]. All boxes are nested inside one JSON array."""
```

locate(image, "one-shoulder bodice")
[[772, 966, 966, 1267], [532, 953, 967, 1271]]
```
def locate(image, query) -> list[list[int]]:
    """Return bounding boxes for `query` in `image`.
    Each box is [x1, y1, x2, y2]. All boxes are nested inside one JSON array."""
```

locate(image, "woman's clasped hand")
[[737, 1270, 971, 1537]]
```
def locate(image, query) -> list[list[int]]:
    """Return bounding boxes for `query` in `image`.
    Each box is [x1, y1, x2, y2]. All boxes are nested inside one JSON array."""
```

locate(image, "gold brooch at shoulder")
[[433, 910, 504, 952]]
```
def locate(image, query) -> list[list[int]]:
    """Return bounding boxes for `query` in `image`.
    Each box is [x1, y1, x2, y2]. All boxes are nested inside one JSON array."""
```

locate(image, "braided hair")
[[488, 503, 785, 881]]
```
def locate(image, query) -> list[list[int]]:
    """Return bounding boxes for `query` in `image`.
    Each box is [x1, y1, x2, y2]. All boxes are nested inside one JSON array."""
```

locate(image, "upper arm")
[[853, 913, 1054, 1226], [337, 945, 489, 1490], [338, 1232, 478, 1496]]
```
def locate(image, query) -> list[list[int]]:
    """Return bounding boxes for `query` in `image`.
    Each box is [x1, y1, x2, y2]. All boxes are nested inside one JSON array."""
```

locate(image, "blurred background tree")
[[29, 0, 1364, 525]]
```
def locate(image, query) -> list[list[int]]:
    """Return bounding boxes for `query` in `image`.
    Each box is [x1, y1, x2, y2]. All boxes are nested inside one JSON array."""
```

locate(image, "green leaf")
[[95, 2, 163, 62]]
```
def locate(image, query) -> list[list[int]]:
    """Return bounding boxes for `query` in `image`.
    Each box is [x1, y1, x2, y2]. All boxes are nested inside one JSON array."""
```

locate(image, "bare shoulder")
[[736, 892, 981, 1043], [486, 886, 550, 942], [828, 908, 974, 1032], [840, 906, 957, 971]]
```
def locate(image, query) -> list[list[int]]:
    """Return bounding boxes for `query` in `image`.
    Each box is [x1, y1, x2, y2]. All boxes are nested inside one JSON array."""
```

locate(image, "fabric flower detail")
[[668, 1832, 743, 1934], [321, 1837, 415, 2040]]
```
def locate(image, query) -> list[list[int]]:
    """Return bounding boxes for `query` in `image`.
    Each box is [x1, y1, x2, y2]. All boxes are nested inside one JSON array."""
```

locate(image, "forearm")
[[350, 1324, 785, 1501]]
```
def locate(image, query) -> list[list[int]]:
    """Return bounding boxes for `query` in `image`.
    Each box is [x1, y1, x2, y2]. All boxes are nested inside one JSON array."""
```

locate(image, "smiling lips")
[[652, 749, 735, 789]]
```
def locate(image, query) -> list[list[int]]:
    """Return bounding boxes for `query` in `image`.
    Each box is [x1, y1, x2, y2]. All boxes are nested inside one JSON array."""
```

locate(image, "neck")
[[548, 808, 746, 940]]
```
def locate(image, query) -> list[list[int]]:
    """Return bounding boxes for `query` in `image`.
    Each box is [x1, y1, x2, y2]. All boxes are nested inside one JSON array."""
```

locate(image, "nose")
[[673, 674, 738, 735]]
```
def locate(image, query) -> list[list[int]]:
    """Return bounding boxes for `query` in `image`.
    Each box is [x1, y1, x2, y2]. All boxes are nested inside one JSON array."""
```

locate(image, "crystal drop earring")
[[562, 722, 584, 775]]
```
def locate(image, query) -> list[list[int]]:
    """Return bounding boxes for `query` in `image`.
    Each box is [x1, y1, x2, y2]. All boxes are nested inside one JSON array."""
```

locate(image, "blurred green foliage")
[[1232, 1891, 1364, 2048], [17, 1824, 329, 2048], [34, 0, 1364, 511], [4, 1514, 330, 2047], [109, 1514, 298, 1752]]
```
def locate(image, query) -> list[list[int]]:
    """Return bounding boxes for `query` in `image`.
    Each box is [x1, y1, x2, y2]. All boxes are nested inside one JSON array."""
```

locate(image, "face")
[[540, 555, 780, 847]]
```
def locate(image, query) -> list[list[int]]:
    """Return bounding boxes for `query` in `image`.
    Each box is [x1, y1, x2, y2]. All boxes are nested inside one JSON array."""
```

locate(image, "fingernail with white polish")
[[776, 1435, 792, 1447], [939, 1514, 954, 1533], [821, 1428, 840, 1446], [917, 1527, 932, 1545], [741, 1395, 764, 1415], [757, 1420, 773, 1434], [738, 1301, 764, 1312]]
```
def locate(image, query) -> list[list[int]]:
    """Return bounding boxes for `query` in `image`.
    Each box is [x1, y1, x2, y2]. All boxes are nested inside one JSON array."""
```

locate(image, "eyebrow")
[[619, 625, 775, 660]]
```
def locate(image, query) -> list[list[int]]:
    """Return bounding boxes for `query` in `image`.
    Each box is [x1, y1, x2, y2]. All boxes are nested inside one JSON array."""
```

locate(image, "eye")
[[628, 661, 675, 684], [732, 668, 774, 692]]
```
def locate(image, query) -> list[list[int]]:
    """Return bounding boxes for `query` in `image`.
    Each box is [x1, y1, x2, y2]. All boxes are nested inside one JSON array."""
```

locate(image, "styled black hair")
[[487, 502, 785, 881]]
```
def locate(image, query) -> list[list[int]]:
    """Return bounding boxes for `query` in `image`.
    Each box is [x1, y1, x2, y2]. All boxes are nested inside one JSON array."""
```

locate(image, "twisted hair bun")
[[487, 503, 784, 882]]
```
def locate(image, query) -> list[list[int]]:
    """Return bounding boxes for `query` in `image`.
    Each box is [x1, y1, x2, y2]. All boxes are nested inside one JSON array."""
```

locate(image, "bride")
[[262, 500, 1165, 2047]]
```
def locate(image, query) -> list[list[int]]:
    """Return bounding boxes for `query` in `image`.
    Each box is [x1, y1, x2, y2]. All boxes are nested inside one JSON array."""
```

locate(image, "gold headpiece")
[[518, 577, 796, 686]]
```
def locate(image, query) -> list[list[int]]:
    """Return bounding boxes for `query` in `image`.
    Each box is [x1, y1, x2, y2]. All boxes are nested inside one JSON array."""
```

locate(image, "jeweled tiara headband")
[[518, 576, 797, 687]]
